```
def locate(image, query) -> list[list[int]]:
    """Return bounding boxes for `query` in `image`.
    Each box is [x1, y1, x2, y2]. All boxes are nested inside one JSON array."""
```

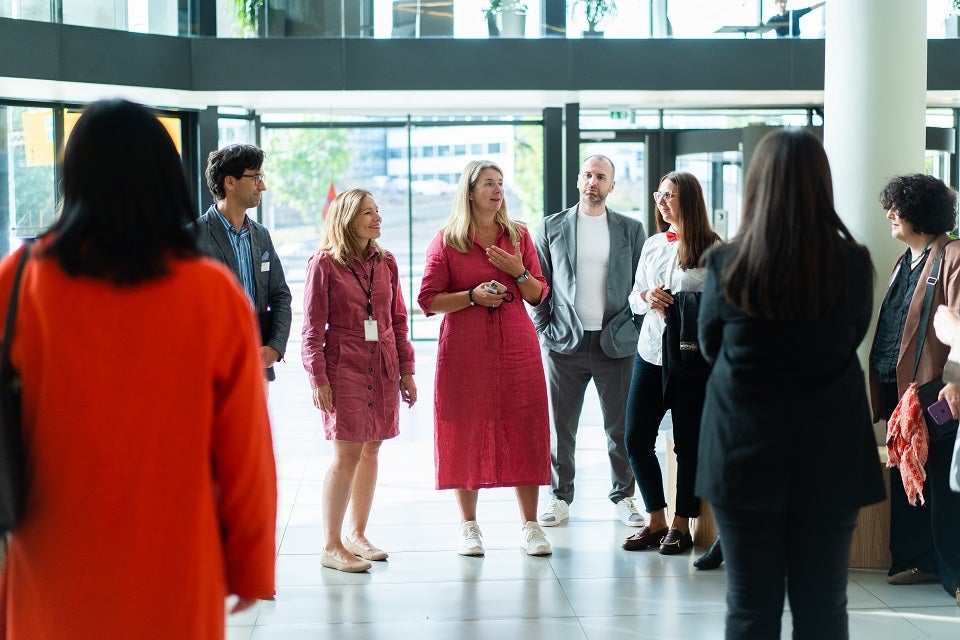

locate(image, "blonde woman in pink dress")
[[418, 160, 552, 557], [302, 188, 417, 573]]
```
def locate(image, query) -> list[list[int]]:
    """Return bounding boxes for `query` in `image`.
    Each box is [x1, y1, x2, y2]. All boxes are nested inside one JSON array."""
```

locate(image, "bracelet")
[[467, 288, 476, 306]]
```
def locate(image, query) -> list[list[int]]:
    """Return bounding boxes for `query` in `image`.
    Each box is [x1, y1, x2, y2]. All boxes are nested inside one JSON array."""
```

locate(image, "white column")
[[823, 0, 926, 434], [824, 0, 927, 280]]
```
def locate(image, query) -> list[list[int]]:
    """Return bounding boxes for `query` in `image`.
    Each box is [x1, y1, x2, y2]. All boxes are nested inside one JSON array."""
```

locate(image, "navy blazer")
[[191, 205, 292, 364], [532, 205, 646, 359], [696, 242, 886, 513]]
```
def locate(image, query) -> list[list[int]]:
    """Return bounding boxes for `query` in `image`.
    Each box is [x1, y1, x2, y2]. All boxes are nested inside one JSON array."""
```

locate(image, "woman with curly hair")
[[869, 173, 960, 605]]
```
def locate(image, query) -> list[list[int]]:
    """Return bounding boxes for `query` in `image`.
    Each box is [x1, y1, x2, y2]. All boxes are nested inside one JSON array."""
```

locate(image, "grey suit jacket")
[[532, 205, 646, 358], [191, 205, 293, 362]]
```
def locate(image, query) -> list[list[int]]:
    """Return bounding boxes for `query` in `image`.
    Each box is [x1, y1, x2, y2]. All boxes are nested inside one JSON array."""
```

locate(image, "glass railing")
[[2, 0, 959, 39]]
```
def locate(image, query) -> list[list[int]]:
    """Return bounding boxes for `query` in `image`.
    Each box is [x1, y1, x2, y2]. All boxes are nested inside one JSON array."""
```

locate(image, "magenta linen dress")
[[418, 225, 551, 490], [301, 248, 415, 442]]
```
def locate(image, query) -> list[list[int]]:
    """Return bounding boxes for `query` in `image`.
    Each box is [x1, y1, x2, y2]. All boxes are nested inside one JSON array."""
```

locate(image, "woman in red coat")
[[418, 160, 552, 557], [301, 189, 417, 572], [0, 99, 277, 640]]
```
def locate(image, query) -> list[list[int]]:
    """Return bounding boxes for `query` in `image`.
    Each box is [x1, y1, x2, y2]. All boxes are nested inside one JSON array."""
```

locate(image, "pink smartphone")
[[927, 398, 954, 425]]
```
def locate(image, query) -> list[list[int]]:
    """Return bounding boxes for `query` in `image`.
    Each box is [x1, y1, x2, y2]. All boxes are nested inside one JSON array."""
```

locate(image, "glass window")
[[0, 0, 51, 20], [663, 109, 811, 129], [1, 106, 57, 251], [422, 146, 435, 157], [471, 143, 484, 154], [61, 0, 179, 35], [487, 142, 502, 154], [454, 144, 466, 155]]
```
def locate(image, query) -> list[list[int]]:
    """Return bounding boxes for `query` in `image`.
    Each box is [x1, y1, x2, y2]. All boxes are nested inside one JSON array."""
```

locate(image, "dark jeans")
[[882, 381, 960, 597], [712, 505, 860, 640], [623, 356, 705, 517]]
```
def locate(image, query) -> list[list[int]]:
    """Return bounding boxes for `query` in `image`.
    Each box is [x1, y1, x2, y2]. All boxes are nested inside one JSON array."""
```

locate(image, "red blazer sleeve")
[[211, 279, 277, 599]]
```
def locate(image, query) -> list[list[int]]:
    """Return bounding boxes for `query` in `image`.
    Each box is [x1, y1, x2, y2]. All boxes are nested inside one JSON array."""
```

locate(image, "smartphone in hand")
[[483, 280, 507, 294], [927, 397, 954, 425]]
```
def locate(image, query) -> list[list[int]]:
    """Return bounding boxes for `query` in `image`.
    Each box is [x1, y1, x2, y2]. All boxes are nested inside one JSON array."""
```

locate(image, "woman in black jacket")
[[696, 128, 885, 639]]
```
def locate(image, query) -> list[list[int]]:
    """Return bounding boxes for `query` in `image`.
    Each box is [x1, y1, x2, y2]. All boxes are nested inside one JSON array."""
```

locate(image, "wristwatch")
[[515, 269, 530, 283]]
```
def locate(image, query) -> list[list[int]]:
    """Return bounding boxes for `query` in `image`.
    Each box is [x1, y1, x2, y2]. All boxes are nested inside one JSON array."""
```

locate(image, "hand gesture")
[[485, 242, 525, 279]]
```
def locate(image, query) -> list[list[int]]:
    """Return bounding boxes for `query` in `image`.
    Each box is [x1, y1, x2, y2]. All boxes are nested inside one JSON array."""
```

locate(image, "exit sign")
[[609, 110, 630, 120]]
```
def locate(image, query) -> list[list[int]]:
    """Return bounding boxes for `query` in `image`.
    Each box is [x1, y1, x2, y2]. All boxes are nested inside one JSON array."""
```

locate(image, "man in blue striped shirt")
[[193, 144, 292, 390]]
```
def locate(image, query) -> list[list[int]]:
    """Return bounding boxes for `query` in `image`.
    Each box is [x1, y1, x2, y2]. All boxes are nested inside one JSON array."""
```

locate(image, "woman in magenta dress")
[[302, 188, 417, 573], [418, 160, 552, 557]]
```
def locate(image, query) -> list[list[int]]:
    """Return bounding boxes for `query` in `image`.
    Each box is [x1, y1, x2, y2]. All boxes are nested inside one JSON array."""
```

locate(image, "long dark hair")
[[721, 128, 870, 319], [656, 171, 720, 269], [42, 99, 200, 285]]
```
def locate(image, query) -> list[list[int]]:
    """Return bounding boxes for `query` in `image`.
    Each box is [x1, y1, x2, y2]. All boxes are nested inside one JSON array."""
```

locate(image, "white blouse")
[[628, 231, 710, 366]]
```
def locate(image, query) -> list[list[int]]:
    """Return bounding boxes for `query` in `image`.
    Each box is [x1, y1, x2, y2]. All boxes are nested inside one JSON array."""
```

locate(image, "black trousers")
[[623, 356, 705, 517], [712, 504, 860, 640], [882, 381, 960, 597]]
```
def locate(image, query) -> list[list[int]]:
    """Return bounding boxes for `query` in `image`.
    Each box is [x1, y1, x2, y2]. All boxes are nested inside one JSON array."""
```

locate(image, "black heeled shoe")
[[693, 536, 723, 570]]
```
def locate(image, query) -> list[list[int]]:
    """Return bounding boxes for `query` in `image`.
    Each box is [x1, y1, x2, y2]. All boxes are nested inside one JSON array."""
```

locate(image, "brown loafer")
[[622, 526, 669, 551], [887, 568, 939, 585], [658, 528, 693, 555]]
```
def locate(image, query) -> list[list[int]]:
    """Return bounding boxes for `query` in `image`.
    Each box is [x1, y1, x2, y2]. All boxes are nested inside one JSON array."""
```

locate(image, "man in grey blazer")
[[193, 144, 292, 388], [532, 155, 647, 527]]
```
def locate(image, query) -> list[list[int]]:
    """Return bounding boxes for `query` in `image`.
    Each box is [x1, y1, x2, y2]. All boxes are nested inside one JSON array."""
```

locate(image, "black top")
[[767, 6, 812, 37], [871, 248, 929, 383], [696, 242, 887, 513]]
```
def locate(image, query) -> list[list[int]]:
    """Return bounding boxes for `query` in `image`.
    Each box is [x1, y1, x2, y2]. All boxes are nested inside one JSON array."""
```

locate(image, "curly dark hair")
[[879, 174, 957, 236], [205, 144, 266, 201]]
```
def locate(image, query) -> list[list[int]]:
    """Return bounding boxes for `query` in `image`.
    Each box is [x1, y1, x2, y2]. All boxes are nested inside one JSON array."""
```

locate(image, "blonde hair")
[[318, 188, 383, 265], [442, 160, 522, 253]]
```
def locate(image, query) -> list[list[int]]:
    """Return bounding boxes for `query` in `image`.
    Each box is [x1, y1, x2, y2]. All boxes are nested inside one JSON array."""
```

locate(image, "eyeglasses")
[[239, 173, 266, 186], [652, 191, 677, 202]]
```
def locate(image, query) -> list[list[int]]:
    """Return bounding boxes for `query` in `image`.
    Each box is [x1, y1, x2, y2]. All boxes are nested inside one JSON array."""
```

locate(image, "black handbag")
[[1, 243, 32, 532], [661, 289, 710, 379], [910, 242, 960, 442], [257, 309, 274, 346]]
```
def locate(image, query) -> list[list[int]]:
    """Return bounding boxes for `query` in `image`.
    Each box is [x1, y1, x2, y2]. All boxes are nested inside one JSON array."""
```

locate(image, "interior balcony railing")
[[3, 0, 959, 41]]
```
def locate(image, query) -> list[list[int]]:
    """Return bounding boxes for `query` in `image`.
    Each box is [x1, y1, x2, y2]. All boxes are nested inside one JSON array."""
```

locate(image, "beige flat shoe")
[[321, 550, 372, 573], [344, 538, 389, 561]]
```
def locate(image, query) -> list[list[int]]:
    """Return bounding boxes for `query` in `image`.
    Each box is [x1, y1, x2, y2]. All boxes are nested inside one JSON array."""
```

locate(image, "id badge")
[[364, 318, 379, 342]]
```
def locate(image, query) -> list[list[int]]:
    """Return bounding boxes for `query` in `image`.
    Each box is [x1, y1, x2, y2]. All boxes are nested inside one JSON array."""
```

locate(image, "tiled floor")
[[231, 340, 960, 639]]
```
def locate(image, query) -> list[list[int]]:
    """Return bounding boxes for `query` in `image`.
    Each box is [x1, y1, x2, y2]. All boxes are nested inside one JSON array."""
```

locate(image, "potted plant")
[[572, 0, 617, 37], [484, 0, 527, 38], [947, 0, 960, 38]]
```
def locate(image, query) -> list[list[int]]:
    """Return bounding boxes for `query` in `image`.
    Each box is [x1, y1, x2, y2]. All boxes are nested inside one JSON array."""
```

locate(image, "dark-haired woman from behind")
[[0, 99, 277, 639], [696, 128, 885, 639]]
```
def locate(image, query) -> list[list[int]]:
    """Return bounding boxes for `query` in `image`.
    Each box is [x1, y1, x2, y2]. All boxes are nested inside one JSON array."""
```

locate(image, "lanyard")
[[347, 261, 375, 318]]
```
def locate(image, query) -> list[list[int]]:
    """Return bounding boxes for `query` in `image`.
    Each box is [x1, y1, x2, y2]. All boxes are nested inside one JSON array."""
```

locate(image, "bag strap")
[[1, 243, 33, 377], [913, 240, 952, 380]]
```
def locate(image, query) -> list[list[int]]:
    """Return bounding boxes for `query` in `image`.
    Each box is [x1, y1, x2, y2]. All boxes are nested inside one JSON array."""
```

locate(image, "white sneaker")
[[614, 497, 646, 527], [537, 498, 569, 527], [521, 521, 553, 556], [457, 521, 484, 556]]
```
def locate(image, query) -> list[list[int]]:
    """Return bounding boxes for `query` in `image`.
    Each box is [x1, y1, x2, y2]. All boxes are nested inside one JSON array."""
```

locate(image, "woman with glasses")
[[621, 172, 721, 555], [868, 173, 960, 605], [301, 188, 417, 573]]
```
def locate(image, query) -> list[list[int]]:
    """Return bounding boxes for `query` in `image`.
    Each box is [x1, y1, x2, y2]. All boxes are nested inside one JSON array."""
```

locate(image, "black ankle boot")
[[693, 536, 722, 570]]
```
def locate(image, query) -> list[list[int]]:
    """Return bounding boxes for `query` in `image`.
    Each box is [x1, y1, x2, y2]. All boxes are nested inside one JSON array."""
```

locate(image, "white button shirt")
[[628, 231, 710, 366]]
